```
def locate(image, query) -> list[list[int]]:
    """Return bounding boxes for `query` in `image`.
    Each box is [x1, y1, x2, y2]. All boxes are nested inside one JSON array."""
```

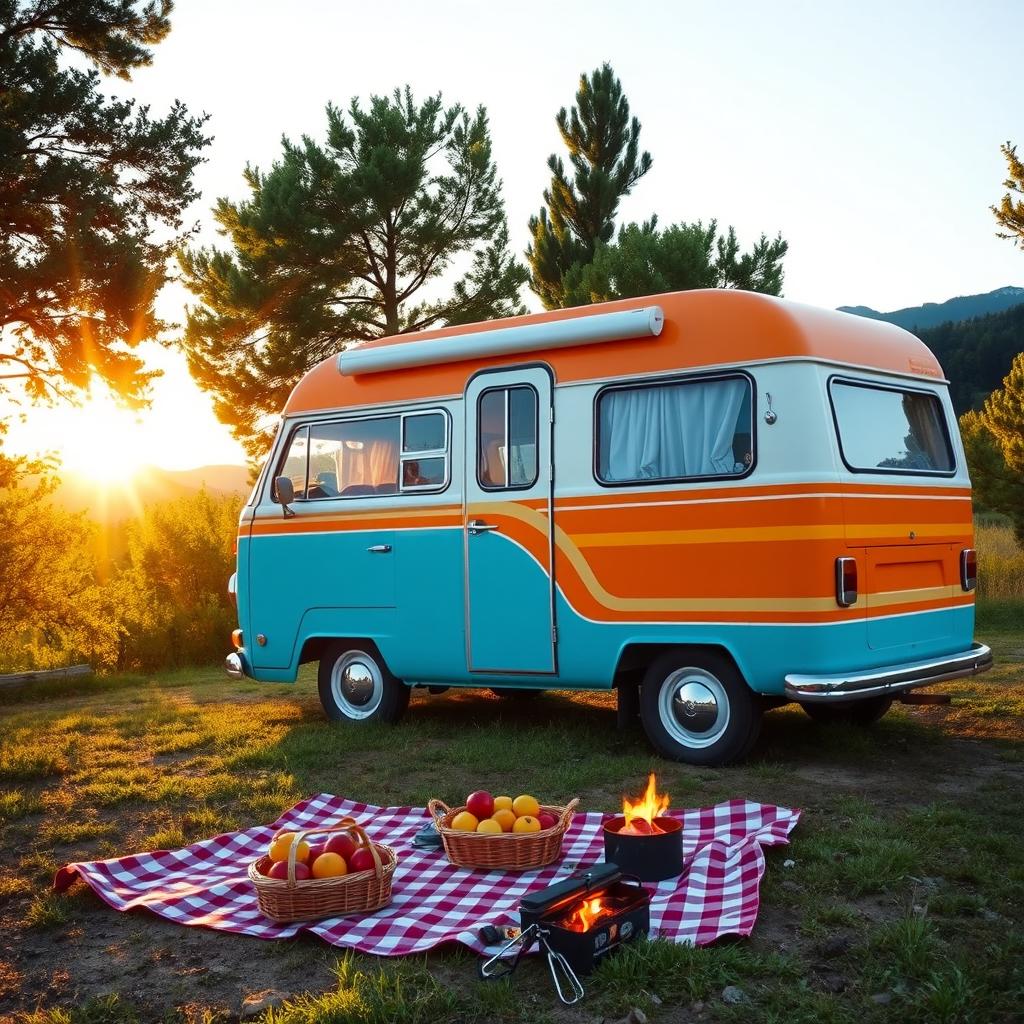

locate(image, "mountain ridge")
[[838, 286, 1024, 331]]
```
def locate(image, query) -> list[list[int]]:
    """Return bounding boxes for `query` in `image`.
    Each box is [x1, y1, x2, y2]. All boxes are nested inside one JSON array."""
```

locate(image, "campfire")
[[603, 774, 684, 881], [619, 773, 670, 835]]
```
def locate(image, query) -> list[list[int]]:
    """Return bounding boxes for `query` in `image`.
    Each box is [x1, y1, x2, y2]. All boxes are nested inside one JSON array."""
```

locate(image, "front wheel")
[[640, 651, 761, 766], [317, 642, 409, 724], [801, 696, 892, 726]]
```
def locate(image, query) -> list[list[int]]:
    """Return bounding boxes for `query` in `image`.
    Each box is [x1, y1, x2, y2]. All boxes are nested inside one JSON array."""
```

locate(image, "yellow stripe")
[[574, 523, 968, 547], [472, 501, 969, 616]]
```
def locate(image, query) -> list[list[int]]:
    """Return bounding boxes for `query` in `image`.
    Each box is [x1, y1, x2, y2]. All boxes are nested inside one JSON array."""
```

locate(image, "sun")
[[54, 387, 151, 483]]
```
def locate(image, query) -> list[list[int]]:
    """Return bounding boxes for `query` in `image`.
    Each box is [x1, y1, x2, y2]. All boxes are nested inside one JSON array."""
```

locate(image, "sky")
[[7, 0, 1024, 470]]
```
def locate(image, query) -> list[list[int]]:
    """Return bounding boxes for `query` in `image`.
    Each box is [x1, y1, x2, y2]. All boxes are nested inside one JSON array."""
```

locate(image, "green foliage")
[[179, 88, 526, 459], [527, 63, 652, 309], [920, 303, 1024, 414], [0, 0, 208, 408], [562, 218, 788, 305], [960, 364, 1024, 545], [992, 140, 1024, 246]]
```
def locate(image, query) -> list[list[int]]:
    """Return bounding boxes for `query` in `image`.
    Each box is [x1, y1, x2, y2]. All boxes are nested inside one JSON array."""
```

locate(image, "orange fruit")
[[268, 832, 311, 864], [513, 815, 541, 834], [451, 810, 479, 832], [476, 818, 503, 834], [492, 808, 516, 832], [512, 794, 540, 818], [493, 796, 514, 813], [311, 852, 348, 878]]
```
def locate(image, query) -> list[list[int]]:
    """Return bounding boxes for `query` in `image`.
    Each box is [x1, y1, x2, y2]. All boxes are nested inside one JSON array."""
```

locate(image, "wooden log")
[[0, 664, 93, 688]]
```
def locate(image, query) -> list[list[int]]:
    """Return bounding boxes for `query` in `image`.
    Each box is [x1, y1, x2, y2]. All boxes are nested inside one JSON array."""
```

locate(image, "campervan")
[[224, 290, 991, 765]]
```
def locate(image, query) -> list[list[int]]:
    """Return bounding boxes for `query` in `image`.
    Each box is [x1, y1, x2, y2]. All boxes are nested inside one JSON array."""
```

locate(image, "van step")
[[899, 692, 951, 705]]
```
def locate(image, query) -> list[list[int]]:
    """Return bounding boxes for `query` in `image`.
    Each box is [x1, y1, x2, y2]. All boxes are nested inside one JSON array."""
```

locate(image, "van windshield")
[[830, 380, 954, 474]]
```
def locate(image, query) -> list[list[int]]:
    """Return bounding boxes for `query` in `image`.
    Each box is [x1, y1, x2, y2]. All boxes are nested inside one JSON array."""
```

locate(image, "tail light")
[[835, 557, 858, 607], [960, 548, 977, 592]]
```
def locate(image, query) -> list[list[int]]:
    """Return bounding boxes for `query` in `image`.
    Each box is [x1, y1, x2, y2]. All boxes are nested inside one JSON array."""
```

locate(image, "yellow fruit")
[[451, 810, 479, 832], [268, 832, 311, 864], [311, 852, 348, 878], [513, 815, 541, 834], [512, 794, 540, 818], [493, 796, 514, 813], [492, 808, 516, 832], [476, 818, 503, 834]]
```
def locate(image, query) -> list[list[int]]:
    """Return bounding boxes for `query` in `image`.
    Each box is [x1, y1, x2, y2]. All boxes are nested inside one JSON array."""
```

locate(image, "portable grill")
[[479, 863, 650, 1004]]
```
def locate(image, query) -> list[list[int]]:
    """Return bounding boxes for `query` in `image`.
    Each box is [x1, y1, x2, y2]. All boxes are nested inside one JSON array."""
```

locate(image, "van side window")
[[401, 412, 449, 491], [308, 417, 400, 497], [596, 375, 753, 484], [478, 386, 538, 489], [830, 380, 954, 474], [276, 425, 309, 500]]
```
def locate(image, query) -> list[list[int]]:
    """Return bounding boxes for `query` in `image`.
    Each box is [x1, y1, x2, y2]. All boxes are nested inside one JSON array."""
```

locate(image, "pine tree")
[[0, 1, 208, 412], [527, 64, 652, 309], [561, 219, 788, 306], [179, 89, 527, 459], [992, 141, 1024, 245]]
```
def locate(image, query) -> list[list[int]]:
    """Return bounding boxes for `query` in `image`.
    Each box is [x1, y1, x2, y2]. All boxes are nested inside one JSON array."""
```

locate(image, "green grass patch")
[[0, 788, 44, 823]]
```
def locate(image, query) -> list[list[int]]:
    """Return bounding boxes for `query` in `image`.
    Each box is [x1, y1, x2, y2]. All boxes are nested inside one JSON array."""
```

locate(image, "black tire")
[[317, 642, 410, 724], [639, 650, 762, 766], [490, 687, 545, 700], [801, 696, 892, 726]]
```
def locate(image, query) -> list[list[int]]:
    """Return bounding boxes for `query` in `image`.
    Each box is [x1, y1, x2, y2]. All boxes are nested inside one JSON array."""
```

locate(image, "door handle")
[[366, 544, 392, 554], [467, 520, 500, 535]]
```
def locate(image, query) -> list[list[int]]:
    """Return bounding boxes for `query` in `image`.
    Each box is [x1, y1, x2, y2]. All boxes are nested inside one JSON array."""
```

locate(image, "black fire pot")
[[603, 816, 684, 882]]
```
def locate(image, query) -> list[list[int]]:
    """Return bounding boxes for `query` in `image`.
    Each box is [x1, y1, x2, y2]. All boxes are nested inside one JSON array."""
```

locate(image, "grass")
[[0, 628, 1022, 1021]]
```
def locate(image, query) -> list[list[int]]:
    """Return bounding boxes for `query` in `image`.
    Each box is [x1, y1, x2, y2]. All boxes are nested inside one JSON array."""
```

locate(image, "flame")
[[621, 773, 670, 835], [573, 897, 604, 932]]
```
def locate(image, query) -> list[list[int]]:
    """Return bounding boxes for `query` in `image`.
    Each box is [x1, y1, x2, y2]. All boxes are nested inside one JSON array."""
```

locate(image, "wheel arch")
[[613, 641, 754, 691]]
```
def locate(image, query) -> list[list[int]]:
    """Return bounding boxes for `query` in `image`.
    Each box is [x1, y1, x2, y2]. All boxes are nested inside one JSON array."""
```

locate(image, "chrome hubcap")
[[659, 668, 730, 748], [331, 652, 383, 720]]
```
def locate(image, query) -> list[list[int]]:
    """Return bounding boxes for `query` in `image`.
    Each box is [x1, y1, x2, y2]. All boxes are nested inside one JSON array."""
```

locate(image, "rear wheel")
[[639, 650, 761, 765], [318, 642, 409, 724], [801, 696, 892, 726]]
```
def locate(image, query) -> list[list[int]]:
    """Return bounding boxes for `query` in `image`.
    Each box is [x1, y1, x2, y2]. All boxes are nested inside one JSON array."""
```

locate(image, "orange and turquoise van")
[[224, 290, 991, 765]]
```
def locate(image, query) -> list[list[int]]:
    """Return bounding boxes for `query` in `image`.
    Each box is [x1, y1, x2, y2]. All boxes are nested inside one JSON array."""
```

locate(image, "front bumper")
[[784, 642, 992, 703], [225, 652, 246, 680]]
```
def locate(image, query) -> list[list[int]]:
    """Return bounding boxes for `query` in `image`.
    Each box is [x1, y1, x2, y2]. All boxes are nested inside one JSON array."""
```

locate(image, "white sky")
[[7, 0, 1023, 470]]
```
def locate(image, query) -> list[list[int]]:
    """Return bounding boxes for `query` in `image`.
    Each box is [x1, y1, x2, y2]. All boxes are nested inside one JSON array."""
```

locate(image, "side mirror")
[[273, 476, 295, 518]]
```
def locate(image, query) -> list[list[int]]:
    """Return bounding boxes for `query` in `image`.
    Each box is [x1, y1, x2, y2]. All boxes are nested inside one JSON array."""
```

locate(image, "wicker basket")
[[427, 797, 578, 870], [249, 817, 396, 923]]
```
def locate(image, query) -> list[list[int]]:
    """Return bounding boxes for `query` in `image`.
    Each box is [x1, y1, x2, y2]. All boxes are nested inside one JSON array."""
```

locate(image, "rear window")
[[830, 380, 954, 474]]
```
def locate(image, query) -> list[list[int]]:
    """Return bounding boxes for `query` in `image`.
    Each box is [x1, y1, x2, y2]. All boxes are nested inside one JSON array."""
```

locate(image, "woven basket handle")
[[427, 798, 451, 822], [556, 797, 579, 830], [279, 816, 382, 886]]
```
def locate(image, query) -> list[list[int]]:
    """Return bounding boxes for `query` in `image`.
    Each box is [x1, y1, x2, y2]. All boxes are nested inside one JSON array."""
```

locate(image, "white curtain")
[[600, 379, 748, 481]]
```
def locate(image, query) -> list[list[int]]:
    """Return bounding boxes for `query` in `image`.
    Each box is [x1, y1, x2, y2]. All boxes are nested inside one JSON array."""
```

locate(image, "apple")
[[325, 833, 357, 860], [466, 790, 495, 820], [537, 812, 557, 830], [348, 847, 376, 873], [306, 842, 326, 863], [267, 860, 310, 880]]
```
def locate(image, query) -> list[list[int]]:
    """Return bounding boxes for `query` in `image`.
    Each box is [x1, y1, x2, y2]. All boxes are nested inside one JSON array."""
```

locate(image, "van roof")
[[284, 289, 944, 416]]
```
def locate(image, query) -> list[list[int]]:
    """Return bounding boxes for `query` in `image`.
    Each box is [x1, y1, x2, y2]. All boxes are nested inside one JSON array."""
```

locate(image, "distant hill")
[[50, 464, 249, 516], [839, 286, 1024, 331], [916, 304, 1024, 415]]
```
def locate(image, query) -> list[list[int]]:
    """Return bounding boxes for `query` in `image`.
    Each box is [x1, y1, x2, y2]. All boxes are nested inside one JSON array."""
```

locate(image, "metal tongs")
[[478, 922, 586, 1005]]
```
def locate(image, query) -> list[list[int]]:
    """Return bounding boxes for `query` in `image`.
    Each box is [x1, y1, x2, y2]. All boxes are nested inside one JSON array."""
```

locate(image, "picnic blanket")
[[54, 794, 800, 956]]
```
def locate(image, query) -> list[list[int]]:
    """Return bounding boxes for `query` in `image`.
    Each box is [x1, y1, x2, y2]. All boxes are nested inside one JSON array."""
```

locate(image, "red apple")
[[466, 790, 495, 820], [267, 860, 310, 880], [325, 833, 357, 860], [348, 847, 376, 873], [306, 842, 326, 863], [537, 812, 557, 830]]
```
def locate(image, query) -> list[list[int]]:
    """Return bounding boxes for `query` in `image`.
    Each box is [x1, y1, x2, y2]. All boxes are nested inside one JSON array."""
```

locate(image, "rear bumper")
[[784, 642, 992, 703]]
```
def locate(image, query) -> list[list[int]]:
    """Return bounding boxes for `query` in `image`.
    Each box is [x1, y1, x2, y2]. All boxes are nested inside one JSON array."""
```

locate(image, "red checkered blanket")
[[54, 795, 799, 955]]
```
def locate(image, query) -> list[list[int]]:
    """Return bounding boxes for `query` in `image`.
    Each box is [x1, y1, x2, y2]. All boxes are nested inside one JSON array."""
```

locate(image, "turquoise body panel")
[[235, 526, 976, 694]]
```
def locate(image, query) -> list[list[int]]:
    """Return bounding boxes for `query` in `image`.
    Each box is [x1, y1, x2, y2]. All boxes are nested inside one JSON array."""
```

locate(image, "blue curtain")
[[600, 378, 748, 481]]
